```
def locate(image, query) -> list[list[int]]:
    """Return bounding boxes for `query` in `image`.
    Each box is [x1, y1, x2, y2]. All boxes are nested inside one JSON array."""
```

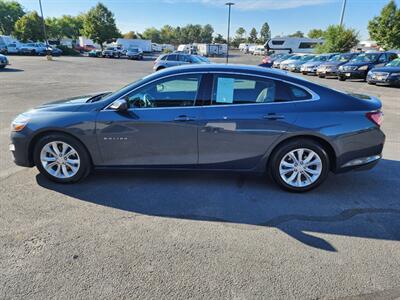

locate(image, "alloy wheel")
[[40, 141, 80, 179], [279, 148, 322, 188]]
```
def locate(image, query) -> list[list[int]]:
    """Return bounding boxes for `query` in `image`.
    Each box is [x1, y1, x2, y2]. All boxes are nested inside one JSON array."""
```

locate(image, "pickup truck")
[[102, 46, 124, 58]]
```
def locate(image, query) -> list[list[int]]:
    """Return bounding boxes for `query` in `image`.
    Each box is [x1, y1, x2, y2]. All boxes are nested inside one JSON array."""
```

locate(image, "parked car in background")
[[316, 53, 359, 78], [102, 46, 124, 58], [88, 49, 102, 57], [338, 51, 398, 81], [50, 47, 63, 56], [10, 64, 385, 192], [75, 44, 96, 53], [5, 43, 20, 54], [20, 43, 48, 55], [367, 58, 400, 87], [300, 53, 338, 75], [126, 47, 143, 60], [280, 54, 307, 70], [153, 53, 209, 71], [287, 54, 316, 72], [259, 55, 274, 68], [0, 54, 9, 68], [253, 46, 266, 56], [272, 54, 294, 69]]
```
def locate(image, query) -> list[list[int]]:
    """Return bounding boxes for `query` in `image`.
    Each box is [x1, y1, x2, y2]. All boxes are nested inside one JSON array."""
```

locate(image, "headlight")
[[338, 66, 344, 71], [11, 114, 30, 132], [358, 65, 368, 71], [390, 73, 400, 77]]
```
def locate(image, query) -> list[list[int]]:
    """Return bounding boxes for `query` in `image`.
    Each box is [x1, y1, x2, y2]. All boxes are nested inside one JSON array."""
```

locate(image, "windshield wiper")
[[86, 92, 112, 103]]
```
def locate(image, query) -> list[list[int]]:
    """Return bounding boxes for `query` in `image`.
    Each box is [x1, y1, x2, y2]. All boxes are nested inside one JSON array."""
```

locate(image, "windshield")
[[128, 48, 139, 52], [350, 53, 379, 63], [106, 47, 114, 50], [386, 58, 400, 67], [299, 55, 314, 61], [195, 56, 209, 62], [290, 55, 302, 60]]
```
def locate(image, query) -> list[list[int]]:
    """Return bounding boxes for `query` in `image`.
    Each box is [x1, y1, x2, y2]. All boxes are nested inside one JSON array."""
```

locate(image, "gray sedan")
[[153, 53, 209, 71], [10, 64, 385, 192]]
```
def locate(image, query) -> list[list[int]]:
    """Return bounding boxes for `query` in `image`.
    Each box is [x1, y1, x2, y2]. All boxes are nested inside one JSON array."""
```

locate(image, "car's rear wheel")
[[338, 77, 346, 81], [269, 139, 330, 192], [33, 134, 91, 183]]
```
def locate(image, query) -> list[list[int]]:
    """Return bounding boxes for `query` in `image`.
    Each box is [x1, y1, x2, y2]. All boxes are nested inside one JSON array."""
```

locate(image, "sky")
[[16, 0, 400, 40]]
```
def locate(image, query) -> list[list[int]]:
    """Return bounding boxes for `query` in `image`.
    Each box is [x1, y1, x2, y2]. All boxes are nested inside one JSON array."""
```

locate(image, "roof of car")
[[156, 63, 296, 79]]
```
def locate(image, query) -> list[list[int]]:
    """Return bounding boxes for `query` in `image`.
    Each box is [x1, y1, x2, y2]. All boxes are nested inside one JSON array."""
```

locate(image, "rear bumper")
[[334, 128, 385, 173]]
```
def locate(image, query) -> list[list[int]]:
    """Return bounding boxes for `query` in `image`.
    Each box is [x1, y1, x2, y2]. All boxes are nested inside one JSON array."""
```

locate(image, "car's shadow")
[[36, 159, 400, 252], [0, 67, 23, 72]]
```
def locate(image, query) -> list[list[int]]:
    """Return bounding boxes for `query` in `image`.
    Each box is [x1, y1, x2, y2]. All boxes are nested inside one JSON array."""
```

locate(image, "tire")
[[31, 50, 36, 55], [318, 75, 325, 78], [302, 72, 307, 75], [338, 77, 346, 81], [33, 133, 91, 183], [269, 139, 330, 192]]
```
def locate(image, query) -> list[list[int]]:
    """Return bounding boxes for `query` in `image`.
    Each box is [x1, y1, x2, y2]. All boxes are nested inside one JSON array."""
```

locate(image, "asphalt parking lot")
[[1, 53, 399, 299]]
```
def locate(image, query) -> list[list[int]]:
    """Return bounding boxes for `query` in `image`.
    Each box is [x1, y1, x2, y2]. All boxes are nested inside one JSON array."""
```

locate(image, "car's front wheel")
[[33, 134, 91, 183], [269, 139, 330, 192]]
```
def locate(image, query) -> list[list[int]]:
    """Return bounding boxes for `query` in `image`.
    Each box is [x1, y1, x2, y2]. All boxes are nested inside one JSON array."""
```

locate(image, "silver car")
[[153, 53, 209, 71]]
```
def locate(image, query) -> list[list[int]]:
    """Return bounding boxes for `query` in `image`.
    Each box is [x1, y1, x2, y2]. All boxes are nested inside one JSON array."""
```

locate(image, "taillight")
[[366, 111, 383, 126]]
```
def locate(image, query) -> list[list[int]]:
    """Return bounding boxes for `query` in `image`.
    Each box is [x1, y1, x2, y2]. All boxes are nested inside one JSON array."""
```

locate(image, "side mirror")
[[109, 99, 128, 112]]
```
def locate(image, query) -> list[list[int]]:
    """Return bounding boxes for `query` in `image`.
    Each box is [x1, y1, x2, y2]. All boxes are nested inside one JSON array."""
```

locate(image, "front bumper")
[[10, 131, 33, 167], [338, 69, 368, 79], [367, 75, 400, 86]]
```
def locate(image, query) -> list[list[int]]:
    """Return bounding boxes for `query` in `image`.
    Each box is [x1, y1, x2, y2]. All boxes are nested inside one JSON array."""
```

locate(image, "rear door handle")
[[174, 115, 196, 122], [263, 113, 285, 120]]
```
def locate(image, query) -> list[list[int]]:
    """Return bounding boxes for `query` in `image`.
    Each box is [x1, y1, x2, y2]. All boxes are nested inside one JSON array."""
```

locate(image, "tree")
[[58, 15, 84, 40], [200, 24, 214, 43], [213, 33, 226, 44], [260, 22, 271, 43], [13, 11, 43, 42], [232, 27, 246, 47], [248, 27, 258, 43], [289, 30, 304, 38], [308, 28, 324, 39], [235, 27, 246, 39], [0, 0, 24, 35], [142, 27, 161, 43], [368, 0, 400, 50], [123, 31, 138, 39], [81, 3, 120, 49], [45, 17, 62, 40], [315, 25, 359, 53]]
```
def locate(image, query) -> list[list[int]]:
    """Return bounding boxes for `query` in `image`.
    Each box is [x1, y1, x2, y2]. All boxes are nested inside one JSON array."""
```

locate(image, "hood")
[[369, 66, 400, 73], [303, 61, 324, 67], [343, 61, 376, 67], [320, 61, 347, 67], [281, 59, 298, 64], [35, 92, 111, 111]]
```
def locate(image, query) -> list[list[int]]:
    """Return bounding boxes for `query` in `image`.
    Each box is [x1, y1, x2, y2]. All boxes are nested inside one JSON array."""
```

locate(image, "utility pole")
[[339, 0, 347, 27], [225, 2, 234, 63], [38, 0, 48, 47]]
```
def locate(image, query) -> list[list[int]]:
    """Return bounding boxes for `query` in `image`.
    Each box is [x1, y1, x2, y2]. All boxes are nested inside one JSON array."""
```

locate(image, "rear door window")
[[166, 54, 178, 61], [211, 75, 276, 105]]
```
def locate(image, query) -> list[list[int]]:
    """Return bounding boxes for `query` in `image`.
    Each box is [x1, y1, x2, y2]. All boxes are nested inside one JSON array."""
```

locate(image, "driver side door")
[[96, 74, 204, 166]]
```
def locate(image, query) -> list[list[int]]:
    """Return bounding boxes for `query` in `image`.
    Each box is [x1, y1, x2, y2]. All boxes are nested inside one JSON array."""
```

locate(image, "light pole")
[[38, 0, 48, 47], [339, 0, 347, 27], [225, 2, 234, 63]]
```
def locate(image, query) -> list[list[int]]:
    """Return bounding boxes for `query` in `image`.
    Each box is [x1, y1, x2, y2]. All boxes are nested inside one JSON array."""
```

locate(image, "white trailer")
[[197, 43, 227, 57], [116, 38, 152, 52], [264, 37, 323, 54]]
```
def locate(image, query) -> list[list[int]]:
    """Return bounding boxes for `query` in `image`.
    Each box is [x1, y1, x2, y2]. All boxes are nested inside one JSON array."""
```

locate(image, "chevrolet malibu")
[[10, 64, 385, 192]]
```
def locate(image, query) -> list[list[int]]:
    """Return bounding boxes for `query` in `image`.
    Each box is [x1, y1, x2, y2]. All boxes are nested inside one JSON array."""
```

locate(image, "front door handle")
[[263, 113, 285, 120], [174, 115, 196, 122]]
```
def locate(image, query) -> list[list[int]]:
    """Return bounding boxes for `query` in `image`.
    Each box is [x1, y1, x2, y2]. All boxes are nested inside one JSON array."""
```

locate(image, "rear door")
[[96, 74, 205, 166], [198, 73, 299, 169]]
